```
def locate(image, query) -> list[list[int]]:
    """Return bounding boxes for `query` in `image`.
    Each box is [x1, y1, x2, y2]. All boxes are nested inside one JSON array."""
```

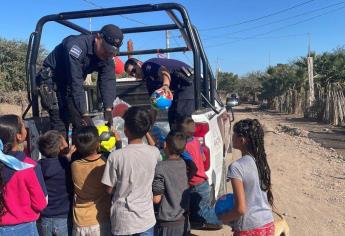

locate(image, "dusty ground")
[[1, 103, 345, 235], [193, 105, 345, 236], [0, 103, 24, 116]]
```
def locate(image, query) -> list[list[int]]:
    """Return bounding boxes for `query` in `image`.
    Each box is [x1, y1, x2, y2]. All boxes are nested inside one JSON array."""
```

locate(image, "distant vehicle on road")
[[226, 97, 239, 110]]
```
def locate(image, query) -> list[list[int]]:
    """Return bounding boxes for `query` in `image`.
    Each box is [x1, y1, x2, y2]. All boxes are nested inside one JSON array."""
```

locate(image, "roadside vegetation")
[[0, 38, 46, 104], [218, 47, 345, 126]]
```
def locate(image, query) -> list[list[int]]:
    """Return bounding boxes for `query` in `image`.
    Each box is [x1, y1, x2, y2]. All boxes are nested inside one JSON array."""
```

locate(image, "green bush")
[[0, 38, 47, 93]]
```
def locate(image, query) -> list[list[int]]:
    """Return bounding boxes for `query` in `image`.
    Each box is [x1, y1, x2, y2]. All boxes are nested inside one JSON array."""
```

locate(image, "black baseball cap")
[[100, 24, 123, 48]]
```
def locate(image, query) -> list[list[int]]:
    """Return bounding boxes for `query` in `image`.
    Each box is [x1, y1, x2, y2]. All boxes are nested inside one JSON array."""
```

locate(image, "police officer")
[[124, 58, 195, 129], [37, 24, 123, 134]]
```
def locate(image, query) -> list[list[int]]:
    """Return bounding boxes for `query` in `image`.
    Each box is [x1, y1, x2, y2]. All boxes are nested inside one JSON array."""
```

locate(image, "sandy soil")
[[0, 103, 23, 116], [193, 105, 345, 236], [1, 103, 344, 235]]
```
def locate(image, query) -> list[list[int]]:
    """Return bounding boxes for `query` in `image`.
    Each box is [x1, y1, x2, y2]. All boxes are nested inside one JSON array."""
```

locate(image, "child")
[[102, 107, 160, 236], [177, 117, 221, 229], [0, 115, 47, 236], [71, 126, 111, 236], [152, 131, 190, 236], [220, 119, 274, 235], [37, 130, 75, 236]]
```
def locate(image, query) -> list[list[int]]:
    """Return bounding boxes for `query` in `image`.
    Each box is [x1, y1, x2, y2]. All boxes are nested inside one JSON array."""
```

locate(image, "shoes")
[[190, 222, 223, 230], [203, 223, 223, 230], [190, 221, 204, 230]]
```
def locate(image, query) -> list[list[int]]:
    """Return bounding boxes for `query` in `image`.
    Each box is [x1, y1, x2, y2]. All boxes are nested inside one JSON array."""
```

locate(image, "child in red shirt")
[[177, 117, 222, 229]]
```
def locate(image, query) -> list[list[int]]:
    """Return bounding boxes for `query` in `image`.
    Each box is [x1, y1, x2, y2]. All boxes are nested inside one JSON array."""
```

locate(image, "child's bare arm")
[[109, 127, 122, 149], [113, 130, 121, 141], [145, 132, 156, 146], [65, 145, 76, 161], [114, 131, 122, 149], [219, 178, 246, 223], [153, 195, 162, 204]]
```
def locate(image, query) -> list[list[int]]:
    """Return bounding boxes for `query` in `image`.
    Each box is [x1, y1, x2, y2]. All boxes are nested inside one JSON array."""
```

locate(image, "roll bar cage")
[[24, 3, 223, 118]]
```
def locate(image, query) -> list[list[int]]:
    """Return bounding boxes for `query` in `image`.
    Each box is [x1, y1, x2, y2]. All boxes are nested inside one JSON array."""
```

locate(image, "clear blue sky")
[[1, 0, 344, 76]]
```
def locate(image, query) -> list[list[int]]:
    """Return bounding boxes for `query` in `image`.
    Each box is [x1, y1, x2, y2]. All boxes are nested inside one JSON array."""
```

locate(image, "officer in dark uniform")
[[124, 58, 195, 129], [37, 24, 123, 134]]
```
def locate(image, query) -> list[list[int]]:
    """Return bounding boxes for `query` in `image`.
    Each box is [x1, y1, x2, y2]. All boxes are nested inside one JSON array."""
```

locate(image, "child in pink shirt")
[[0, 115, 47, 236]]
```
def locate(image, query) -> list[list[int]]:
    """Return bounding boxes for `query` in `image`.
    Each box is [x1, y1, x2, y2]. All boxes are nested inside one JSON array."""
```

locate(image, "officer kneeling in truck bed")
[[37, 24, 123, 135], [124, 58, 195, 129]]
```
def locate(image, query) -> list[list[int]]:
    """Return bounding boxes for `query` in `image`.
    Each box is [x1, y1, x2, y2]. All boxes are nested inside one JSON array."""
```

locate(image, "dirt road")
[[193, 105, 345, 236]]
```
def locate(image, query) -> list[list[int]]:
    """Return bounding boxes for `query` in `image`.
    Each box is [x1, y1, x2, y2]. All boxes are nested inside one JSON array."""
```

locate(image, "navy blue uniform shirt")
[[142, 58, 194, 99], [43, 34, 116, 115]]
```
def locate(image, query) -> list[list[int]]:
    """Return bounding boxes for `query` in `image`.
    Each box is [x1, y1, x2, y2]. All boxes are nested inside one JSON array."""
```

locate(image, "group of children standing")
[[0, 107, 275, 236]]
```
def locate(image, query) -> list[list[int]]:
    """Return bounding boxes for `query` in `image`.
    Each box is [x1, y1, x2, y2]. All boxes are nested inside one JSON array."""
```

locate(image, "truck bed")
[[85, 79, 168, 121]]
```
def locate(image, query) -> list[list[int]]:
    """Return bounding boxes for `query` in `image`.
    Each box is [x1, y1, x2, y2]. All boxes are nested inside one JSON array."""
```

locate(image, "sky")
[[1, 0, 345, 76]]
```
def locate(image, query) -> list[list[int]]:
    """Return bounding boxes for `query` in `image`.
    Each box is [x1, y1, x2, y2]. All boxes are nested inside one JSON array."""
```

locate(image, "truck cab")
[[23, 3, 233, 204]]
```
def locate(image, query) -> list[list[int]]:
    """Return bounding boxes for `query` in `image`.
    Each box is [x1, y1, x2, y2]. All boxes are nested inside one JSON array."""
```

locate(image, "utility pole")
[[166, 30, 170, 59], [307, 33, 315, 106], [89, 18, 92, 32]]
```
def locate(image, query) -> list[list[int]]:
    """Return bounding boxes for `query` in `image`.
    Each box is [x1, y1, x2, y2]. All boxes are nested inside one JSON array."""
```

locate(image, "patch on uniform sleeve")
[[69, 45, 82, 59], [144, 64, 151, 73]]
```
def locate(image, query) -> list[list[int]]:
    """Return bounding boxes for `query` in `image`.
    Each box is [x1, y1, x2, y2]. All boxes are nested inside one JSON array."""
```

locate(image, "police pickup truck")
[[23, 3, 233, 205]]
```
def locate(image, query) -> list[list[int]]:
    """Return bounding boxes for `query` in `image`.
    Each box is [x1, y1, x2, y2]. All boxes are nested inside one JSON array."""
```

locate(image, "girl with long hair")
[[220, 119, 274, 236], [0, 115, 47, 236]]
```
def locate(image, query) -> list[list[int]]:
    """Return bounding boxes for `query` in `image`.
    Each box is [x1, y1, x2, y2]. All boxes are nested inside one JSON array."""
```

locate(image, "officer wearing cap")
[[37, 24, 123, 134], [124, 58, 195, 129]]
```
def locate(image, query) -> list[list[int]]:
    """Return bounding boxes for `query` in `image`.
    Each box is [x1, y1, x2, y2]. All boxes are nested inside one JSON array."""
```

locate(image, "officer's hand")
[[81, 116, 93, 126], [104, 110, 113, 127], [158, 85, 172, 98]]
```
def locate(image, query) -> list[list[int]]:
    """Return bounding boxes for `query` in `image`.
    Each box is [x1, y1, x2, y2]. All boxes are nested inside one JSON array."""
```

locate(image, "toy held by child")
[[96, 124, 122, 154], [215, 193, 235, 216], [220, 119, 274, 236]]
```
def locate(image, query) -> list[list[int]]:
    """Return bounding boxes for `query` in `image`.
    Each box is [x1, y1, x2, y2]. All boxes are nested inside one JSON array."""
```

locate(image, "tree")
[[237, 71, 263, 102], [217, 72, 238, 94], [0, 38, 47, 92], [314, 47, 345, 86]]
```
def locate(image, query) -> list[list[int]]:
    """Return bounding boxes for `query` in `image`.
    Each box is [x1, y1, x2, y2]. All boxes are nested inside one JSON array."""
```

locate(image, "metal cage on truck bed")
[[24, 3, 224, 120]]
